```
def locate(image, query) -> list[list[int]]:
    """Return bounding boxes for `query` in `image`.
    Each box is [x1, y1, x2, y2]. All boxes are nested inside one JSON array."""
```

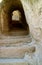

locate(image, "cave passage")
[[8, 9, 29, 36], [1, 0, 29, 36]]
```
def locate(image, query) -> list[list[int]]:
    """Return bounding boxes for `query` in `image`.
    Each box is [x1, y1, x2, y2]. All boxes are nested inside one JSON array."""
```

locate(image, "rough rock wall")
[[21, 0, 42, 42], [21, 0, 42, 65]]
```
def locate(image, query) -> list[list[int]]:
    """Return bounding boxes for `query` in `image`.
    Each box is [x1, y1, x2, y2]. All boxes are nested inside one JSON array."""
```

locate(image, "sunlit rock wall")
[[21, 0, 42, 42], [21, 0, 42, 65]]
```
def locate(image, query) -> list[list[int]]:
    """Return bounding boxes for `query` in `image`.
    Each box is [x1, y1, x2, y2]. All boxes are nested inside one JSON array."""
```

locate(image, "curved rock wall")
[[21, 0, 42, 42]]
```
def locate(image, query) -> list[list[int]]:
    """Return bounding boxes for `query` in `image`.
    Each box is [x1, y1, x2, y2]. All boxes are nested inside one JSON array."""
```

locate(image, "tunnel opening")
[[0, 0, 32, 55], [10, 10, 26, 31], [1, 0, 29, 36], [8, 9, 29, 36]]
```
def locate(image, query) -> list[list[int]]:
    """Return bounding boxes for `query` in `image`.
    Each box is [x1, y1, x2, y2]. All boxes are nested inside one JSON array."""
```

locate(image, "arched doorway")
[[1, 0, 29, 36]]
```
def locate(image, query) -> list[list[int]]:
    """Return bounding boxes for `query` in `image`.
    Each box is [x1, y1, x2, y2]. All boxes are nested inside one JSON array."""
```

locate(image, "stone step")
[[0, 45, 35, 58], [9, 29, 28, 36], [0, 35, 32, 47], [0, 59, 28, 65]]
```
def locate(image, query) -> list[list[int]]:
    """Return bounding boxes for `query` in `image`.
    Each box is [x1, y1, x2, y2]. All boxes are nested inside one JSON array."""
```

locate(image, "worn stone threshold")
[[0, 34, 32, 47], [0, 44, 35, 59], [0, 59, 28, 65]]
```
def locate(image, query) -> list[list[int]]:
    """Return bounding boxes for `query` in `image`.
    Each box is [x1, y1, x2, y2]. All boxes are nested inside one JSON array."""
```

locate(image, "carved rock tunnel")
[[0, 0, 34, 59], [1, 0, 29, 36]]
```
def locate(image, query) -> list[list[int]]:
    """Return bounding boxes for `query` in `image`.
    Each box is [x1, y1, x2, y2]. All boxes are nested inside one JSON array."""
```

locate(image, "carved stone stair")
[[0, 59, 28, 65], [0, 35, 34, 65]]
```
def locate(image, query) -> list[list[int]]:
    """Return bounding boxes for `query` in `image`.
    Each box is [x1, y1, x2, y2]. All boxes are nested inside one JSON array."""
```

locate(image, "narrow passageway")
[[8, 10, 29, 36], [1, 0, 29, 36], [0, 0, 31, 47]]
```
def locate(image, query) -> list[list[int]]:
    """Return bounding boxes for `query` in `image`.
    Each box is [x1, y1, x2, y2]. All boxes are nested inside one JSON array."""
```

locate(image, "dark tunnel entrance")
[[11, 10, 27, 31], [8, 9, 29, 36], [1, 0, 29, 36]]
